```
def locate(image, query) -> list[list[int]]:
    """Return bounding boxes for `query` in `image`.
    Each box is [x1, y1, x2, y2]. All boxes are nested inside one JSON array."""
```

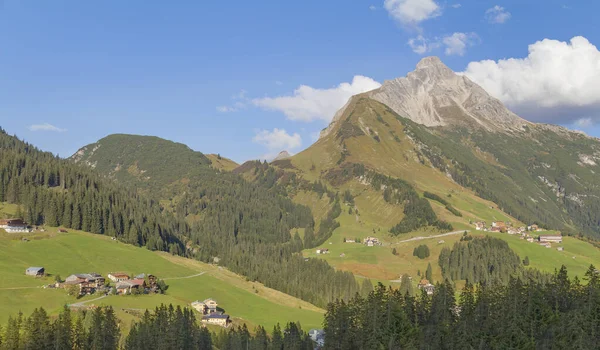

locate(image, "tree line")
[[0, 306, 119, 350], [324, 265, 600, 349]]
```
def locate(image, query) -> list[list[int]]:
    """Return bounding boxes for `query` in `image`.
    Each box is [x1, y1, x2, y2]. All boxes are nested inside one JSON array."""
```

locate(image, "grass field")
[[303, 200, 600, 286], [483, 232, 600, 279], [0, 227, 324, 330]]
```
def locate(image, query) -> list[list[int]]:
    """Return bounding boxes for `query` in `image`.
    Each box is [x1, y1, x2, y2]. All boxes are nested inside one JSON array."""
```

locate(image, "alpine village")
[[2, 2, 600, 350]]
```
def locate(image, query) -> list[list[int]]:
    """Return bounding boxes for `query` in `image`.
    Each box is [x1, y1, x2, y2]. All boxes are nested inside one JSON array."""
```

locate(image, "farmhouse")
[[539, 234, 562, 244], [417, 279, 435, 295], [0, 219, 32, 233], [491, 221, 505, 228], [201, 313, 230, 327], [25, 267, 45, 277], [116, 279, 145, 295], [64, 273, 105, 294], [474, 221, 486, 230], [364, 236, 380, 247], [191, 298, 219, 315], [108, 272, 130, 282], [65, 273, 105, 286], [316, 249, 329, 254]]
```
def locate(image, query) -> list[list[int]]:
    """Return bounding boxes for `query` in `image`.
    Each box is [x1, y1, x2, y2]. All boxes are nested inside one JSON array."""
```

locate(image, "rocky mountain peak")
[[271, 150, 291, 162], [365, 56, 529, 131], [414, 56, 455, 77]]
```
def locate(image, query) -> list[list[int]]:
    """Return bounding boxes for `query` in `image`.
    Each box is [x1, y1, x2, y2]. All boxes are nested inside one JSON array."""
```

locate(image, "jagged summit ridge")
[[320, 57, 530, 140], [367, 56, 529, 131]]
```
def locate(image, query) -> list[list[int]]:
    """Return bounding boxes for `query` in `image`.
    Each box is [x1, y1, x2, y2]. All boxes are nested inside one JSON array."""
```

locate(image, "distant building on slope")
[[1, 219, 32, 233], [539, 234, 562, 244], [26, 267, 45, 277]]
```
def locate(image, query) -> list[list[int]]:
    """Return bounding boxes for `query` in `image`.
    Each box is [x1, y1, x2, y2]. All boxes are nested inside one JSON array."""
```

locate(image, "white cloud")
[[28, 123, 66, 132], [451, 4, 461, 8], [485, 5, 511, 24], [369, 5, 377, 10], [463, 36, 600, 124], [442, 32, 478, 56], [575, 118, 593, 128], [408, 35, 440, 54], [253, 128, 302, 152], [384, 0, 441, 26], [252, 76, 381, 123]]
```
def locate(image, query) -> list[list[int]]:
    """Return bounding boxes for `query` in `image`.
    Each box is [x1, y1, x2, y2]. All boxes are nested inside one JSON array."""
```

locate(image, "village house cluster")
[[48, 271, 161, 296], [191, 298, 231, 327], [474, 221, 564, 250]]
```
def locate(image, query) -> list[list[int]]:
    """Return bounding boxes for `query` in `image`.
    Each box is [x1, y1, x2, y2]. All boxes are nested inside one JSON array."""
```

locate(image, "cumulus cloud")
[[253, 128, 302, 152], [485, 5, 511, 24], [384, 0, 441, 27], [408, 35, 440, 54], [442, 32, 479, 56], [28, 123, 66, 132], [463, 36, 600, 124], [252, 76, 381, 123]]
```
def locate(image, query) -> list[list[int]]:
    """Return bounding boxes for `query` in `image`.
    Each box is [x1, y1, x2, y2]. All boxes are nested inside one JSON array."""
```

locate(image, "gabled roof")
[[27, 267, 44, 272]]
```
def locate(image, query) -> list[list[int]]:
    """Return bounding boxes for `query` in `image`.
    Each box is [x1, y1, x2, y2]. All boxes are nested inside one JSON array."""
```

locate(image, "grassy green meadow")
[[0, 226, 324, 330]]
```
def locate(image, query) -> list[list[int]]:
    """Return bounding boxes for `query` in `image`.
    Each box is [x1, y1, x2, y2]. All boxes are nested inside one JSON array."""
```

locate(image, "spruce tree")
[[426, 262, 433, 283]]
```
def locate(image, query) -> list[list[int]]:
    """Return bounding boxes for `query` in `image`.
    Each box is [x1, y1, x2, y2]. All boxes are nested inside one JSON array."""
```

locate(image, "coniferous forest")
[[0, 129, 360, 308], [324, 265, 600, 350]]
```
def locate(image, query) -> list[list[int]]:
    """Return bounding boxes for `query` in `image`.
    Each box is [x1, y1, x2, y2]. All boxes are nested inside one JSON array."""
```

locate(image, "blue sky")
[[1, 0, 600, 163]]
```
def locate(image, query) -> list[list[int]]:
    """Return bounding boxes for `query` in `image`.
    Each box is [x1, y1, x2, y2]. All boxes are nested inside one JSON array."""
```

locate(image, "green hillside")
[[70, 134, 212, 188], [206, 153, 239, 172], [230, 96, 600, 285], [1, 128, 361, 311], [0, 226, 324, 329]]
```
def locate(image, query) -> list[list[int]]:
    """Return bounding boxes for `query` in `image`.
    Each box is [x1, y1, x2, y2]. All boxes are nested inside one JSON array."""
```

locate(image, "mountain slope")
[[69, 133, 362, 308], [206, 153, 238, 171], [311, 57, 600, 238]]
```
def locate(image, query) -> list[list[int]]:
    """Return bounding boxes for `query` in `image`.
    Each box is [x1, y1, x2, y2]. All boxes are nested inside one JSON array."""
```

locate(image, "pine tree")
[[53, 305, 73, 350], [400, 274, 413, 296], [360, 278, 374, 297], [426, 262, 433, 283]]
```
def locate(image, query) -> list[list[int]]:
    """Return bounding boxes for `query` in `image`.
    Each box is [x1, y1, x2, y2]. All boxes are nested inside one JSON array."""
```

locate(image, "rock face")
[[367, 56, 530, 132], [321, 56, 531, 140], [271, 150, 291, 162]]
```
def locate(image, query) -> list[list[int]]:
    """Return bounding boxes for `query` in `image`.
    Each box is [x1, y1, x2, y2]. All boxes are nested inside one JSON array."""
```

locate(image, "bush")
[[412, 244, 430, 259]]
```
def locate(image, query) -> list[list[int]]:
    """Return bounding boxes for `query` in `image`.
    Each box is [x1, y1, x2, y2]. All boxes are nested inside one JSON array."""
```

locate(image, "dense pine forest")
[[0, 129, 359, 307], [324, 265, 600, 350], [438, 236, 523, 285]]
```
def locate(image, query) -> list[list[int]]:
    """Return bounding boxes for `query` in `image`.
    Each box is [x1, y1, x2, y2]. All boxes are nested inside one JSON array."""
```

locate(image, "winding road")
[[390, 230, 467, 246], [162, 271, 206, 281]]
